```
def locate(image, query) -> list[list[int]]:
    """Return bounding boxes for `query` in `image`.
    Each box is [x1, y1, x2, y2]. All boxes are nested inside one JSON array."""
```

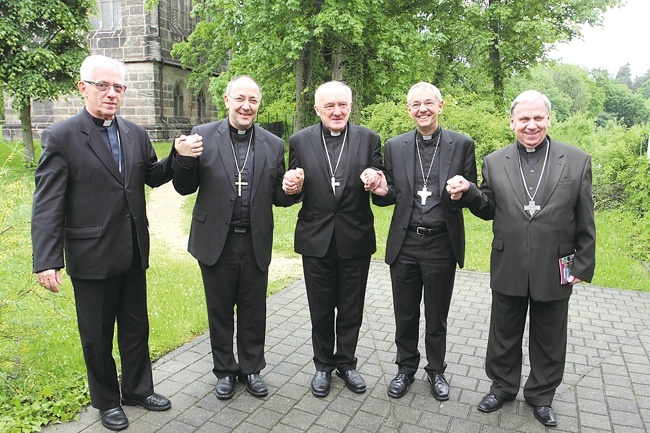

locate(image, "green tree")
[[0, 0, 93, 163], [170, 0, 434, 130], [420, 0, 621, 107]]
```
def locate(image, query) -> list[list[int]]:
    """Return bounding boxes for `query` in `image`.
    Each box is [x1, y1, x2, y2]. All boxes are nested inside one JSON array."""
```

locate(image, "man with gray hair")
[[372, 82, 477, 401], [446, 89, 596, 427], [32, 55, 186, 430], [287, 80, 383, 397]]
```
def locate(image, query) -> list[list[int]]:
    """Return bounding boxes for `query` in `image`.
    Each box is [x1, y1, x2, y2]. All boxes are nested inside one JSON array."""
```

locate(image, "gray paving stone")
[[40, 262, 650, 432]]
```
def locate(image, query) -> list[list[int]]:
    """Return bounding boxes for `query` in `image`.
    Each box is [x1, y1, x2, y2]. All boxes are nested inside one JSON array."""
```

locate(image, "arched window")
[[197, 90, 206, 119], [173, 85, 184, 118]]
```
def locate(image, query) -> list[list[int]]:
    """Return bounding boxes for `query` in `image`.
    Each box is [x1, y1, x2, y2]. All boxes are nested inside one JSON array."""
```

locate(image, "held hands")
[[174, 134, 203, 158], [36, 269, 62, 293], [283, 167, 304, 195], [361, 168, 388, 196], [446, 175, 470, 201]]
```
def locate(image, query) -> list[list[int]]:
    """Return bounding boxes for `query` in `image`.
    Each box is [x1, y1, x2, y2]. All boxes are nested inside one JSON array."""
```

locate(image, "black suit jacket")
[[373, 128, 477, 268], [172, 119, 296, 270], [289, 122, 382, 258], [458, 138, 596, 301], [32, 110, 174, 279]]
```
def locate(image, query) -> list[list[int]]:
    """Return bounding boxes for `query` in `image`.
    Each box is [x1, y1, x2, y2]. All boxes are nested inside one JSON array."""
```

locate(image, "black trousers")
[[72, 253, 153, 410], [199, 231, 267, 377], [302, 235, 370, 373], [486, 291, 570, 406], [389, 230, 456, 375]]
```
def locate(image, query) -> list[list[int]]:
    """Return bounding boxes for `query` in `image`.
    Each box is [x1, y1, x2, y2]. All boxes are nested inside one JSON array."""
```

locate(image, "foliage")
[[0, 0, 94, 161]]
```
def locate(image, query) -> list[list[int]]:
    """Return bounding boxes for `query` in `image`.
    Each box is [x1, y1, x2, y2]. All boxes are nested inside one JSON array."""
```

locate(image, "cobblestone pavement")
[[42, 261, 650, 432]]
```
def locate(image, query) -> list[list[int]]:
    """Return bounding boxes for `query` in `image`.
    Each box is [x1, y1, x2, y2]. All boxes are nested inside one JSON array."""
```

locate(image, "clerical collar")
[[85, 108, 115, 127], [229, 123, 252, 136], [517, 137, 548, 154], [417, 126, 441, 144], [322, 123, 347, 137]]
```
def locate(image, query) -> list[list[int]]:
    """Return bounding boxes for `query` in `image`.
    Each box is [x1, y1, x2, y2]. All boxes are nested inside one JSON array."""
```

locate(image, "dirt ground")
[[147, 182, 302, 280]]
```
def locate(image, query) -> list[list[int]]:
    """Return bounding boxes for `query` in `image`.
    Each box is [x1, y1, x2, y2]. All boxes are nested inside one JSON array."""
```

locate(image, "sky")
[[549, 0, 650, 79]]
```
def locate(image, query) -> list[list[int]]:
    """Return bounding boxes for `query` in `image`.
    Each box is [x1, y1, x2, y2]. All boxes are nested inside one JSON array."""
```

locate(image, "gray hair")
[[407, 82, 442, 105], [79, 55, 126, 82], [510, 90, 552, 116], [314, 81, 352, 105], [225, 75, 262, 100]]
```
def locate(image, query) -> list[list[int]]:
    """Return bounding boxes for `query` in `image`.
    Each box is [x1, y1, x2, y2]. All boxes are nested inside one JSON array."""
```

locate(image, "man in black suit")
[[32, 55, 179, 431], [447, 90, 596, 427], [172, 75, 300, 401], [372, 82, 477, 401], [287, 81, 383, 397]]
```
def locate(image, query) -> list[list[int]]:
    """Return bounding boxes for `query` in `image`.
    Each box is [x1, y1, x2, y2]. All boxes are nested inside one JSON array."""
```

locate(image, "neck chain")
[[230, 131, 253, 197], [321, 127, 348, 194], [415, 130, 441, 205], [517, 138, 550, 217]]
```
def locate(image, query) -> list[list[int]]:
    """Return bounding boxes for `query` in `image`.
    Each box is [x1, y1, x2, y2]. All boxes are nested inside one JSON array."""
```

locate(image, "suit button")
[[126, 215, 131, 221]]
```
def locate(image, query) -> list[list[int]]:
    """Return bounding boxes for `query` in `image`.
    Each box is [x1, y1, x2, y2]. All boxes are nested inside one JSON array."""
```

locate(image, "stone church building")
[[2, 0, 220, 141]]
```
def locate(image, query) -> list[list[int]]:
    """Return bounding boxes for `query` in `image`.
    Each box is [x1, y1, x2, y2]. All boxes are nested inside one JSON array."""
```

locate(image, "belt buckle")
[[416, 227, 428, 235], [233, 227, 247, 234]]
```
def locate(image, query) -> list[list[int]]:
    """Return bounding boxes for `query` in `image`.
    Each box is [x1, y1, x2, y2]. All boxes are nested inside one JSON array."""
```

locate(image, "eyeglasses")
[[408, 100, 439, 110], [228, 95, 260, 106], [84, 81, 127, 93]]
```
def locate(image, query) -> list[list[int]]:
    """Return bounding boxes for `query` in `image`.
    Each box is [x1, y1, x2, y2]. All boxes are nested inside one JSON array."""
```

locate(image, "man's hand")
[[36, 269, 62, 293], [174, 134, 203, 158], [361, 168, 388, 196], [446, 175, 470, 201], [283, 167, 305, 195]]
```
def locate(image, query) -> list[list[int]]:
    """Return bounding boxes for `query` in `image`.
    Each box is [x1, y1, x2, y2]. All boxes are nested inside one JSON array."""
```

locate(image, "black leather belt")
[[230, 226, 251, 234], [408, 225, 447, 236]]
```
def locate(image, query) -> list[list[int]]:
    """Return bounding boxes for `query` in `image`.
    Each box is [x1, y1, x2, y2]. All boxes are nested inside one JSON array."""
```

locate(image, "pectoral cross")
[[524, 199, 540, 217], [331, 176, 340, 194], [417, 185, 432, 205], [235, 173, 248, 197]]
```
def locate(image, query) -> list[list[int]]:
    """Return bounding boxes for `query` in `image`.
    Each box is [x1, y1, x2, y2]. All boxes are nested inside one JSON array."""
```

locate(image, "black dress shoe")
[[533, 405, 558, 427], [238, 373, 268, 397], [335, 369, 367, 393], [387, 373, 415, 399], [215, 376, 236, 400], [477, 393, 508, 412], [427, 372, 450, 401], [99, 407, 128, 431], [121, 392, 171, 411], [311, 371, 331, 397]]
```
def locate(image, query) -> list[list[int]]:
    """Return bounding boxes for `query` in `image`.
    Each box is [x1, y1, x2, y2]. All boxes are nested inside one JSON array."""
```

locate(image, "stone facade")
[[2, 0, 221, 141]]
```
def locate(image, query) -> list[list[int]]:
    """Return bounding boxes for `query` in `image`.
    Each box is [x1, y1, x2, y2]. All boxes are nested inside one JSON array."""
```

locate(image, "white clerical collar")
[[422, 134, 432, 140], [103, 119, 113, 127], [329, 129, 342, 137], [237, 129, 246, 135], [526, 147, 535, 152]]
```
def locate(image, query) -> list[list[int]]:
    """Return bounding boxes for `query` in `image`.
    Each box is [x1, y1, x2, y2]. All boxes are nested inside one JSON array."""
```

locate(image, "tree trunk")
[[332, 41, 344, 81], [489, 0, 504, 107], [20, 103, 35, 164], [294, 43, 313, 132]]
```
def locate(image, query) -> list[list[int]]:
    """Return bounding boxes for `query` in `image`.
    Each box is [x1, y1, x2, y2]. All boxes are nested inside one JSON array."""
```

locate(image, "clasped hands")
[[361, 168, 388, 196], [446, 175, 470, 201], [175, 133, 203, 158], [283, 168, 304, 195]]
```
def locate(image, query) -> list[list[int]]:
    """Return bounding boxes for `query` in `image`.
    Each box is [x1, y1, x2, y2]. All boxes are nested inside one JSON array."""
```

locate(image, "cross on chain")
[[235, 173, 248, 197], [417, 185, 433, 205], [524, 199, 540, 217], [331, 176, 340, 194]]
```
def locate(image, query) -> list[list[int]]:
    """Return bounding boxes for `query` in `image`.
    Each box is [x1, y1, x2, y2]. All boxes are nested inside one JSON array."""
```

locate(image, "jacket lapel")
[[250, 125, 266, 202], [535, 138, 566, 212], [503, 144, 529, 214], [437, 129, 453, 195], [216, 120, 237, 195], [82, 114, 124, 183], [117, 118, 133, 186], [401, 131, 416, 195]]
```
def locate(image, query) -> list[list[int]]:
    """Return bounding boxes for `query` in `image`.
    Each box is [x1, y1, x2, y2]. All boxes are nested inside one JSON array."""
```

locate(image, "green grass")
[[1, 139, 649, 432]]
